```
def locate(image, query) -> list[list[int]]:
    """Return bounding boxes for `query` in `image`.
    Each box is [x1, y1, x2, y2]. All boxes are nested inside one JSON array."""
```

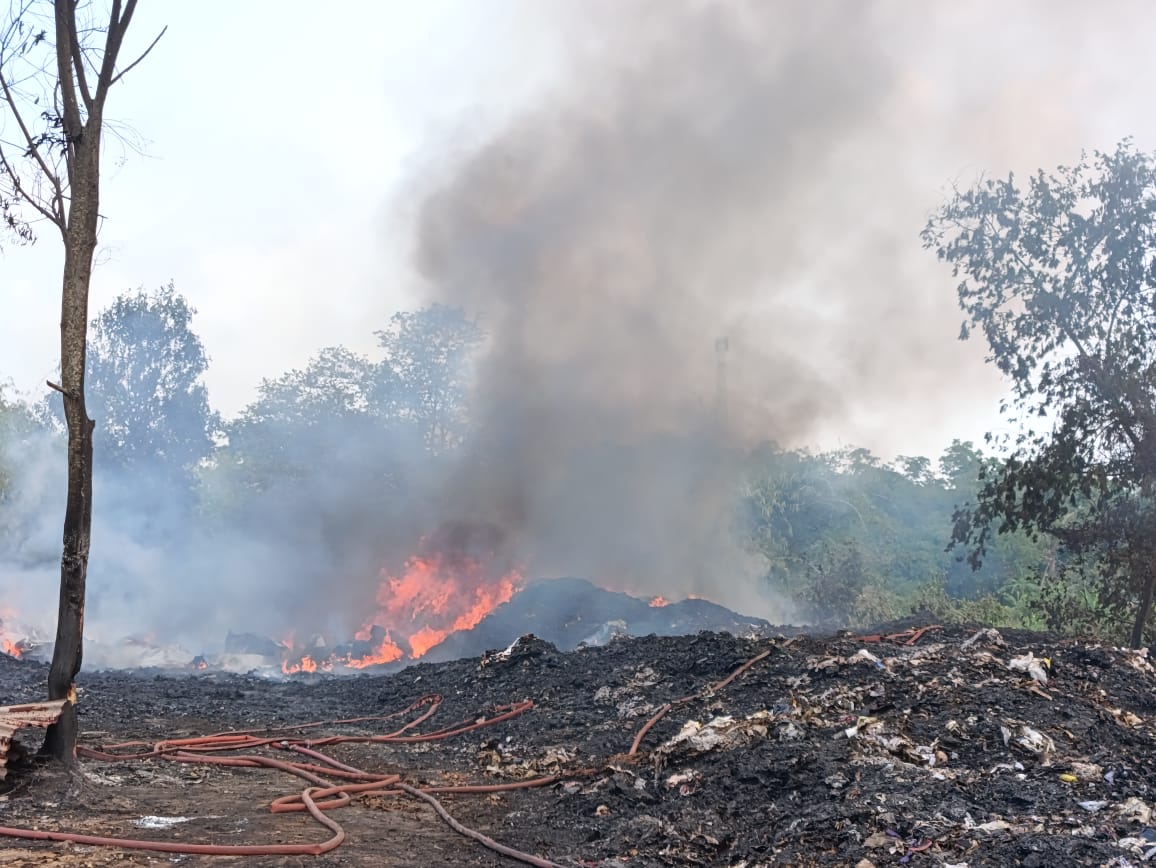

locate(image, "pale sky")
[[0, 1, 566, 414], [2, 1, 1155, 460]]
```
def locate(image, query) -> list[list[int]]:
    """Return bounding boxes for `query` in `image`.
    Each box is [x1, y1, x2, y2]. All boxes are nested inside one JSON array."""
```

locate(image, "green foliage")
[[998, 568, 1119, 636], [923, 139, 1156, 645], [213, 345, 404, 501], [206, 305, 485, 528], [903, 582, 1023, 630], [376, 304, 484, 454], [0, 382, 58, 564], [0, 382, 43, 498], [744, 441, 1061, 627], [82, 283, 220, 483]]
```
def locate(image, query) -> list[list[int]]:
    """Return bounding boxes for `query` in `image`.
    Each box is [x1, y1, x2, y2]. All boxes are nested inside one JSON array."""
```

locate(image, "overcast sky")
[[2, 1, 1155, 460], [0, 2, 566, 406]]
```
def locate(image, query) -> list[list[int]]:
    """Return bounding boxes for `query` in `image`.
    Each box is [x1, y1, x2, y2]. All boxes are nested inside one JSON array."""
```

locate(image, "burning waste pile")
[[185, 569, 774, 678], [274, 549, 523, 675], [0, 552, 775, 678], [5, 622, 1156, 865]]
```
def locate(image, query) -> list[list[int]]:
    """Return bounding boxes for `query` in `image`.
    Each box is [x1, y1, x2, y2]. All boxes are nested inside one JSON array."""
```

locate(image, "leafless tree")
[[0, 0, 163, 762]]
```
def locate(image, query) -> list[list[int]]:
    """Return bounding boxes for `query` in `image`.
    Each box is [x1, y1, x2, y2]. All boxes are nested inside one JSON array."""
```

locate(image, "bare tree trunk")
[[41, 181, 101, 761], [41, 243, 98, 757], [41, 393, 93, 759], [0, 0, 151, 763], [1131, 566, 1156, 650], [40, 8, 105, 760]]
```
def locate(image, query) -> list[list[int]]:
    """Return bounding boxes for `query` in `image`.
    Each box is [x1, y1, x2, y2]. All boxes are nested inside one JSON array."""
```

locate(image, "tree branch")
[[0, 67, 65, 233], [0, 147, 62, 228], [66, 0, 92, 111], [92, 0, 136, 101], [110, 23, 164, 87], [53, 0, 83, 175]]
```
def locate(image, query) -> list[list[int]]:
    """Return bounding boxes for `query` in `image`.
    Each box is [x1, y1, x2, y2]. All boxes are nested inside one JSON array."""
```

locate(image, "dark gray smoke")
[[402, 0, 1156, 610]]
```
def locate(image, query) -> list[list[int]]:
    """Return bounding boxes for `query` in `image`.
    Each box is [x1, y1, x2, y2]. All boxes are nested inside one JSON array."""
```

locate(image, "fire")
[[649, 596, 670, 608], [345, 631, 403, 668], [358, 553, 521, 659], [283, 655, 320, 675], [409, 625, 449, 658], [280, 551, 522, 673], [0, 610, 23, 658]]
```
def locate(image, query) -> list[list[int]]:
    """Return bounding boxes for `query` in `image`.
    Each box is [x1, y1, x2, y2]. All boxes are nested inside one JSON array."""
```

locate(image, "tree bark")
[[1130, 564, 1156, 650], [41, 178, 101, 760], [40, 3, 106, 761]]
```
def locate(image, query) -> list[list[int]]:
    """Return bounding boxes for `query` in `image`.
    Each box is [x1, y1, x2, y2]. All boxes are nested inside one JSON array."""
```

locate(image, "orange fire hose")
[[0, 786, 346, 856], [398, 783, 565, 868], [0, 693, 563, 865]]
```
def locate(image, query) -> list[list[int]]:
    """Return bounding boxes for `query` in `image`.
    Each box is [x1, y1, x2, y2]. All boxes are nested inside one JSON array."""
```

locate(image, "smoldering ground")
[[6, 0, 1156, 654]]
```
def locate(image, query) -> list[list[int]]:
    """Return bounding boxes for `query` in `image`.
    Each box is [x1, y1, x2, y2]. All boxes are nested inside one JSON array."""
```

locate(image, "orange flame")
[[358, 554, 521, 659], [0, 610, 23, 658], [649, 596, 670, 608], [345, 631, 403, 668], [280, 552, 522, 672], [409, 625, 449, 658], [283, 655, 318, 675]]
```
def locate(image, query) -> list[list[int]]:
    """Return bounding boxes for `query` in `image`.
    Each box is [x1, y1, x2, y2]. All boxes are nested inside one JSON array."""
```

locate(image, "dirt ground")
[[3, 624, 1156, 866]]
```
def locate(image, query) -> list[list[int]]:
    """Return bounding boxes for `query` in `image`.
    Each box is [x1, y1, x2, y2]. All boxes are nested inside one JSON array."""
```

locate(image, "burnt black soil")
[[3, 624, 1156, 866]]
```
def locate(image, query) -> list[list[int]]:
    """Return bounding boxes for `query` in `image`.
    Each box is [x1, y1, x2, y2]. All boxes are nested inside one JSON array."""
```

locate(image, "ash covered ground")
[[3, 623, 1156, 867]]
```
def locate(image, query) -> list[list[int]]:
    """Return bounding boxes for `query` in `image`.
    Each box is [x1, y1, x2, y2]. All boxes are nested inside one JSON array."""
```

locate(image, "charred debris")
[[3, 620, 1156, 866]]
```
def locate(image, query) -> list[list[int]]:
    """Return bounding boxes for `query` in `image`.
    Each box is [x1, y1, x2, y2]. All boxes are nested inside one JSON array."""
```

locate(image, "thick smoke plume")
[[407, 0, 1153, 609]]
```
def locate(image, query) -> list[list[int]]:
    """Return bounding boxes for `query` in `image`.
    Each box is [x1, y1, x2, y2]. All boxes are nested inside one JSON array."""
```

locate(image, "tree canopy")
[[923, 139, 1156, 645], [377, 304, 484, 454], [84, 283, 219, 482]]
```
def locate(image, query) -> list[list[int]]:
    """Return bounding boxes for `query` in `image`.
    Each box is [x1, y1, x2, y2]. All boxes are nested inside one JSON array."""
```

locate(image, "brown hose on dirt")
[[629, 648, 772, 755], [3, 693, 561, 864], [372, 700, 536, 743], [270, 776, 402, 813], [0, 786, 345, 856], [423, 775, 560, 794], [397, 783, 565, 868]]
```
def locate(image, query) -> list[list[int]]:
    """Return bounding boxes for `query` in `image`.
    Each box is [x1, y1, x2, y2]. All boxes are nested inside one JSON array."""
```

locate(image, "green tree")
[[923, 139, 1156, 647], [203, 346, 419, 586], [377, 304, 483, 454], [0, 382, 38, 497], [745, 445, 939, 624], [84, 284, 219, 487], [0, 383, 58, 568], [220, 345, 399, 495], [744, 441, 1057, 625]]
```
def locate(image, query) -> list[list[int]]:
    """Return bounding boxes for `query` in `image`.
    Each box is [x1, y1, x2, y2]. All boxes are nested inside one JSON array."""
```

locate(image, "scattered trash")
[[1118, 798, 1153, 825], [7, 623, 1156, 865], [1008, 651, 1051, 684], [961, 627, 1003, 649], [665, 769, 701, 791], [134, 816, 199, 829], [656, 710, 778, 757], [853, 625, 941, 645]]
